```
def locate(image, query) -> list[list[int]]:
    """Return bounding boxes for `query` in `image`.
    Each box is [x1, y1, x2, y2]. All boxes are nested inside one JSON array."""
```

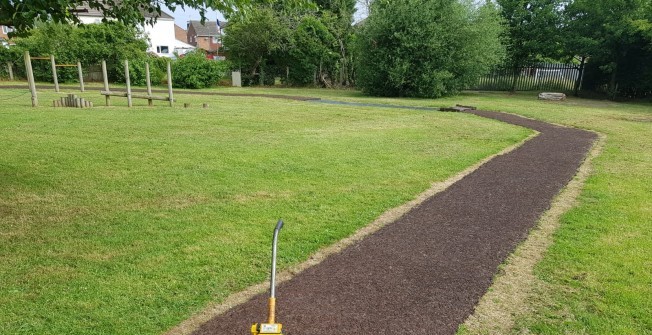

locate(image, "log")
[[538, 92, 566, 101]]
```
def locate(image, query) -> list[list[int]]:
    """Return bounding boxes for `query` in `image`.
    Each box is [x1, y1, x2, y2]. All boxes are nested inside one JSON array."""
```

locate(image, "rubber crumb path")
[[189, 108, 597, 335]]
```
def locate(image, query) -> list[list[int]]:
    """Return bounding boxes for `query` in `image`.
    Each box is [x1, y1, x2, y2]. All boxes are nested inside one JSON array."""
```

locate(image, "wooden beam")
[[77, 61, 85, 92], [51, 55, 59, 92], [102, 60, 110, 106], [24, 51, 38, 107]]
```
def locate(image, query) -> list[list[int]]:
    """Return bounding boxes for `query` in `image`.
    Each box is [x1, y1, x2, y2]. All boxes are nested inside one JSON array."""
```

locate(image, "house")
[[74, 6, 195, 58], [1, 25, 14, 46], [186, 20, 227, 53], [174, 24, 194, 56]]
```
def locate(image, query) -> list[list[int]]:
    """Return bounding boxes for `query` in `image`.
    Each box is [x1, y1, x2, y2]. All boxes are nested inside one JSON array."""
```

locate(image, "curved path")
[[190, 109, 597, 335]]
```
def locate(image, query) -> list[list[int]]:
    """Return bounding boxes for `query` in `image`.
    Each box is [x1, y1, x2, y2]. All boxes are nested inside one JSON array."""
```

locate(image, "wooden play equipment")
[[100, 60, 175, 107], [23, 51, 85, 107], [52, 94, 94, 108]]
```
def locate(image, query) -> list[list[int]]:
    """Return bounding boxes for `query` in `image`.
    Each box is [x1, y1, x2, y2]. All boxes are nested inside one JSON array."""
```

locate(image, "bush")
[[172, 51, 229, 89], [355, 0, 505, 98], [114, 54, 168, 86]]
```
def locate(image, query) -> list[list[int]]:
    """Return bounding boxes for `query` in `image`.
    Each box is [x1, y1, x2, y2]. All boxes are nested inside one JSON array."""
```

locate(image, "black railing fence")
[[470, 62, 582, 92]]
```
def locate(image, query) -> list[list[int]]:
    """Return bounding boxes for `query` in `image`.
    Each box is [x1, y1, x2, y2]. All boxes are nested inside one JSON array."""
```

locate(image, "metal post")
[[24, 51, 38, 107], [50, 55, 59, 92], [7, 62, 13, 80], [268, 219, 284, 324], [145, 62, 153, 106], [77, 61, 85, 92], [166, 61, 173, 107], [124, 60, 132, 107], [102, 60, 110, 106]]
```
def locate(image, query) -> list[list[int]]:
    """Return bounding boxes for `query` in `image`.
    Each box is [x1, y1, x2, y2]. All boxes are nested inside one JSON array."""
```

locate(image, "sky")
[[163, 6, 225, 28]]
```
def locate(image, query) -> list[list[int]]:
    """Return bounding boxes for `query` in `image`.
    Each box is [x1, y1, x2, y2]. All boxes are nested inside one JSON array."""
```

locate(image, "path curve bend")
[[190, 109, 597, 335]]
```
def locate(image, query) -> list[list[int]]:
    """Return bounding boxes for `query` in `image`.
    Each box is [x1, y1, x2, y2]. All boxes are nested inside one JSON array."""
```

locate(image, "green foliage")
[[0, 0, 312, 35], [287, 15, 337, 85], [172, 50, 229, 89], [356, 0, 505, 98], [223, 2, 355, 87], [223, 6, 290, 86], [497, 0, 563, 65], [7, 22, 148, 83], [563, 0, 652, 98]]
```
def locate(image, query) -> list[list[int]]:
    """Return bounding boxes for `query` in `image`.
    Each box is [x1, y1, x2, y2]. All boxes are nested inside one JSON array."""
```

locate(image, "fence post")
[[50, 55, 60, 92], [124, 60, 132, 107], [102, 60, 110, 106], [77, 61, 85, 92], [6, 62, 14, 80], [145, 62, 153, 106], [24, 51, 38, 107], [166, 61, 173, 107]]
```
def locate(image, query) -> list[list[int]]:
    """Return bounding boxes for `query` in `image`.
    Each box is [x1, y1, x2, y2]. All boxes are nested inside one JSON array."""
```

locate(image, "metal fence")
[[470, 63, 582, 92]]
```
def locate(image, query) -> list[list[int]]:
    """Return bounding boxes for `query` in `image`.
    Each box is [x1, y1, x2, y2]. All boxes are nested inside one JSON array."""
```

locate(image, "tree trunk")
[[573, 56, 586, 97]]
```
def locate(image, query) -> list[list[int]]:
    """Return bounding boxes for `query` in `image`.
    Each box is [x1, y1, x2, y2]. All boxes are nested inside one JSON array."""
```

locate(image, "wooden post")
[[24, 51, 38, 107], [124, 60, 132, 107], [77, 61, 85, 92], [6, 62, 13, 80], [102, 60, 110, 106], [166, 61, 173, 107], [145, 62, 153, 106], [50, 55, 60, 92]]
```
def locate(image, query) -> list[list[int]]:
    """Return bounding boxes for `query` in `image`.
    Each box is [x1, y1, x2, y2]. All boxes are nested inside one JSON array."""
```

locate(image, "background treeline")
[[223, 0, 356, 88], [1, 0, 651, 99], [0, 22, 229, 89]]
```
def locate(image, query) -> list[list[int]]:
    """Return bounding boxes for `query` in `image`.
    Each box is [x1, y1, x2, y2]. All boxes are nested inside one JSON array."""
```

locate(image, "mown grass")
[[0, 87, 530, 334], [290, 88, 650, 335]]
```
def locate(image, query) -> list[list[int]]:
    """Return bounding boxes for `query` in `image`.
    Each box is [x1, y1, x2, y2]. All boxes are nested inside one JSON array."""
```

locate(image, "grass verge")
[[0, 87, 529, 334]]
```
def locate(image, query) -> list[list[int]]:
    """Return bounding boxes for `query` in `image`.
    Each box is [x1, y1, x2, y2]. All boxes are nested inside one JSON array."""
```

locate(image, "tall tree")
[[562, 0, 652, 98], [223, 6, 291, 85], [356, 0, 505, 98], [497, 0, 563, 91]]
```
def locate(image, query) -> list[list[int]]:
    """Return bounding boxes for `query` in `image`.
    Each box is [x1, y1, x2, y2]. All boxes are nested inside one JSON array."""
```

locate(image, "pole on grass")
[[166, 61, 173, 107], [145, 62, 153, 106], [102, 60, 110, 106], [124, 60, 132, 107], [50, 55, 60, 92], [7, 62, 14, 80], [77, 61, 85, 92], [24, 51, 38, 107]]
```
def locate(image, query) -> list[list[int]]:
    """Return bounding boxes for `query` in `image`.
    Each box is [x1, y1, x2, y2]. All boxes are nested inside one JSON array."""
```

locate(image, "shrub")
[[172, 50, 229, 89], [355, 0, 505, 98]]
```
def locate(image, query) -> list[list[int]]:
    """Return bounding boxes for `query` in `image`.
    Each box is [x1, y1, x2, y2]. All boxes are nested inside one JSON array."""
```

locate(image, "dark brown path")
[[190, 109, 596, 335]]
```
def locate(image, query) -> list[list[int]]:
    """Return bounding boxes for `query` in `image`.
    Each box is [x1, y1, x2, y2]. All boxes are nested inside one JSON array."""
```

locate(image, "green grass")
[[297, 89, 650, 335], [0, 87, 530, 334]]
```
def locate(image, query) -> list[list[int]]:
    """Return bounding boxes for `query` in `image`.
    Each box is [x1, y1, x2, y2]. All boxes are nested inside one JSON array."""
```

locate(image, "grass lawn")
[[0, 86, 530, 334], [293, 87, 650, 334]]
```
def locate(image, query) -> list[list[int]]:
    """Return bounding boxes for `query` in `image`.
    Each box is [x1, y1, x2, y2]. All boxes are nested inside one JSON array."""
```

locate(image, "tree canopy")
[[355, 0, 505, 98], [0, 0, 309, 35]]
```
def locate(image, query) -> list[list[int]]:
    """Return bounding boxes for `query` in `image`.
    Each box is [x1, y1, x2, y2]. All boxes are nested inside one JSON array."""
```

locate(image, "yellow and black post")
[[251, 220, 284, 335]]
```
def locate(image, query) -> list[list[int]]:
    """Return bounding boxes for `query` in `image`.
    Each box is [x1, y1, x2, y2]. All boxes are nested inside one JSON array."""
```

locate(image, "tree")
[[223, 6, 291, 85], [4, 22, 149, 82], [497, 0, 564, 91], [562, 0, 652, 98], [0, 0, 309, 35], [355, 0, 505, 98]]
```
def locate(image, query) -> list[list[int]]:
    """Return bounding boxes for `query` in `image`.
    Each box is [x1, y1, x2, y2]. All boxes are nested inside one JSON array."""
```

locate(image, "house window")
[[212, 36, 219, 43], [156, 46, 169, 54], [1, 26, 8, 34]]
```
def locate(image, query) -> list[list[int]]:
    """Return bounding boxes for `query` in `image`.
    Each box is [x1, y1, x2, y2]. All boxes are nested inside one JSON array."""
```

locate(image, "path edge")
[[164, 131, 540, 335], [458, 132, 606, 335]]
